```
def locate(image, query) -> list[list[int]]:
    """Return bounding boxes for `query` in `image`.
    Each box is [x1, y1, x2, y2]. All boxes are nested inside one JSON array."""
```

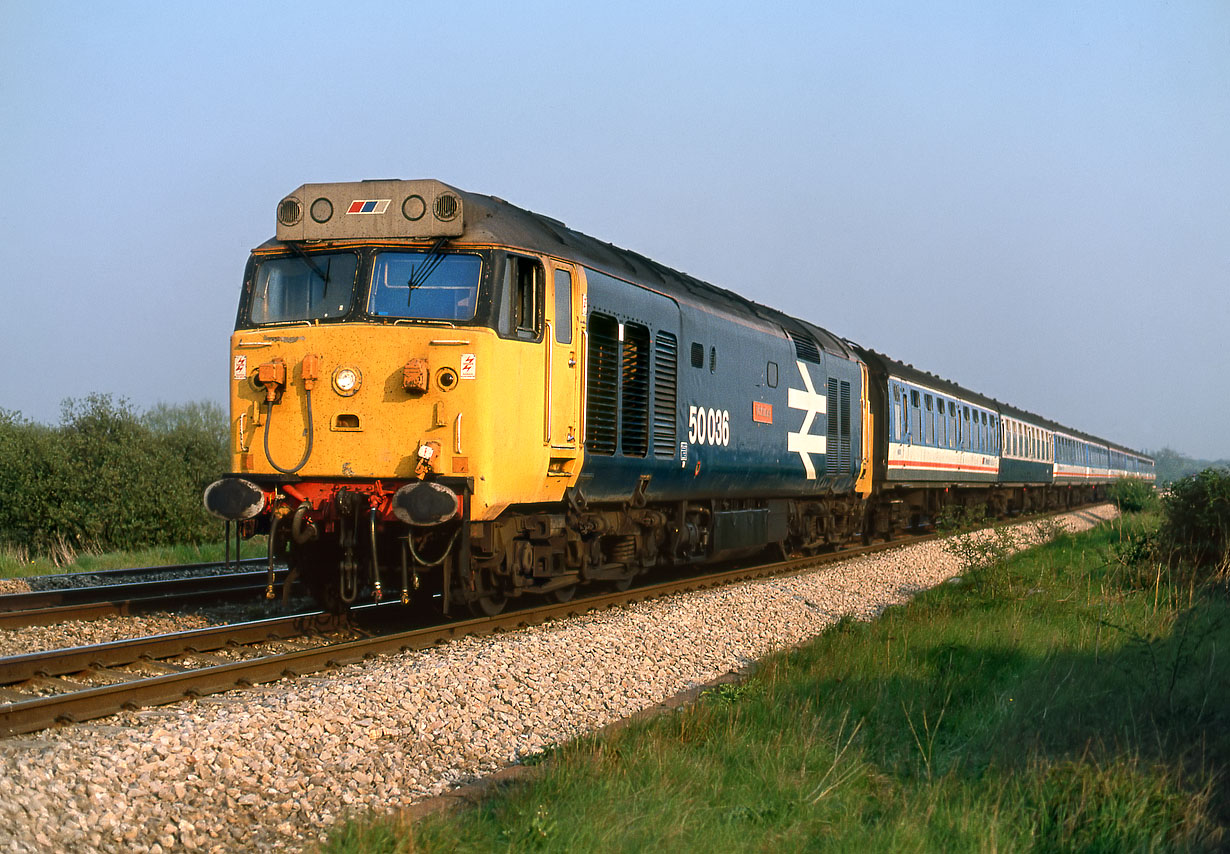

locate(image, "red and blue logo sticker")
[[346, 199, 391, 215]]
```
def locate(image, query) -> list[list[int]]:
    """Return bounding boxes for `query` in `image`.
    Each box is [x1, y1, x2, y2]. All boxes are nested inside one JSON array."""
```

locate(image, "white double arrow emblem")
[[787, 360, 827, 480]]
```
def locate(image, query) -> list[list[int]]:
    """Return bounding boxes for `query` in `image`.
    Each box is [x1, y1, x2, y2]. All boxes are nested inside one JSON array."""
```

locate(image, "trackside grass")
[[320, 512, 1228, 853]]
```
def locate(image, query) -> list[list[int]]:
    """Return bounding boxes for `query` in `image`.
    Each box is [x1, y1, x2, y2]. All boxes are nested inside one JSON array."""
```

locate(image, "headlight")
[[332, 366, 362, 396]]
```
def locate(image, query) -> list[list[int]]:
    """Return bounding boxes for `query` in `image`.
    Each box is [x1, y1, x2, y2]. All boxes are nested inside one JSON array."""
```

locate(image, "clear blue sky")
[[2, 0, 1227, 458]]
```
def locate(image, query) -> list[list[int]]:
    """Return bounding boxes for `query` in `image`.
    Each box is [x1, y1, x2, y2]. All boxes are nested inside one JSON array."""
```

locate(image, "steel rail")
[[8, 557, 267, 590], [0, 611, 348, 684], [0, 570, 293, 629]]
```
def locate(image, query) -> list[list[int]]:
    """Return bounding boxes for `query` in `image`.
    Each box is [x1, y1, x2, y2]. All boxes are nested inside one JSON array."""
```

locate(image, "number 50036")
[[688, 405, 730, 447]]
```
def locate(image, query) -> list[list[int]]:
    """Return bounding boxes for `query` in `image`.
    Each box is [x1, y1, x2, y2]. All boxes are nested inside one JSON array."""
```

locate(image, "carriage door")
[[544, 262, 582, 473]]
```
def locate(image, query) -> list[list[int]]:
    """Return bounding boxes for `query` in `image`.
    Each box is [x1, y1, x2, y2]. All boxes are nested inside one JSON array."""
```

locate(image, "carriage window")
[[767, 361, 778, 388]]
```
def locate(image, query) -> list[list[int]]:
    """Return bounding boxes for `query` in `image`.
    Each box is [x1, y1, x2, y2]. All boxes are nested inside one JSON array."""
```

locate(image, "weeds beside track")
[[349, 511, 1228, 853]]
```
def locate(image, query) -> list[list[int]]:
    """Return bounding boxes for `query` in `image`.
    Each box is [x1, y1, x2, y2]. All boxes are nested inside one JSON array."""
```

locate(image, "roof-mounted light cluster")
[[275, 179, 465, 241]]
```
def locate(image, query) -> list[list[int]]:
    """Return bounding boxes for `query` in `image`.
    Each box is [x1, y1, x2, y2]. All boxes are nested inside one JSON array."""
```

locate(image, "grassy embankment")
[[322, 506, 1228, 852]]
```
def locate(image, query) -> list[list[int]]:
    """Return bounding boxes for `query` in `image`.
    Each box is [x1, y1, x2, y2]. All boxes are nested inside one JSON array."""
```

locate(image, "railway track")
[[9, 557, 266, 591], [0, 565, 294, 629], [0, 506, 1105, 738], [0, 531, 945, 738]]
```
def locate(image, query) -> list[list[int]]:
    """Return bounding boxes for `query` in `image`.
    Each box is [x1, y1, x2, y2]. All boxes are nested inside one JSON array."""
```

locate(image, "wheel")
[[550, 583, 578, 603], [463, 567, 507, 617], [470, 591, 507, 617]]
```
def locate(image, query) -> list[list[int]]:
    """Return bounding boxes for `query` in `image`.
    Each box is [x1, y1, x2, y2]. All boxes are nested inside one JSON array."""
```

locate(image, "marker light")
[[332, 366, 362, 396], [402, 194, 426, 221], [310, 197, 333, 223]]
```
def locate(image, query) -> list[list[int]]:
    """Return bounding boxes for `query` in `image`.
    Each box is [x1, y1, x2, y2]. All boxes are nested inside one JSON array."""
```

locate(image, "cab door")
[[544, 261, 582, 477]]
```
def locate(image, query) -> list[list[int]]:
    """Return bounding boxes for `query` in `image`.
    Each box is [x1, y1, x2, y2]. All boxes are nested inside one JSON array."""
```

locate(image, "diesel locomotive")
[[204, 179, 1154, 615]]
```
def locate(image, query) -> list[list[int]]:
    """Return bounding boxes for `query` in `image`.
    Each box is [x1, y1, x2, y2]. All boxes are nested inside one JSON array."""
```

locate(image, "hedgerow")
[[1159, 467, 1230, 578], [1109, 476, 1159, 514], [0, 395, 228, 558]]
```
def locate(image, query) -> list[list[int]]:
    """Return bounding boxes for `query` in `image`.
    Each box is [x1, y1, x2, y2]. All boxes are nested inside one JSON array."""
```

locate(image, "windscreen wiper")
[[283, 241, 332, 296], [406, 238, 449, 304]]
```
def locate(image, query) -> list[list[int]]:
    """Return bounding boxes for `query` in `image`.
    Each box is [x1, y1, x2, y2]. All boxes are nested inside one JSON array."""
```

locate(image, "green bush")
[[1159, 467, 1230, 576], [0, 395, 228, 560], [1109, 477, 1159, 513]]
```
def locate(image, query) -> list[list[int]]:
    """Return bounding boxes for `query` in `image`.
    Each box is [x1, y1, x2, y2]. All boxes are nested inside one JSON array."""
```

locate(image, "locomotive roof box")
[[275, 179, 465, 241]]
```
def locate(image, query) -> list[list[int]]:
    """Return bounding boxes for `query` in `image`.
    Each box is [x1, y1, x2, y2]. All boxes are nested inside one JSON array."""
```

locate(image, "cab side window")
[[496, 254, 543, 340], [553, 269, 572, 344]]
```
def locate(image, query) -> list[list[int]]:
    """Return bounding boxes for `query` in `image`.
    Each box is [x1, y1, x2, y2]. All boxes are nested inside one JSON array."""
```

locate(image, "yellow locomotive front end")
[[205, 180, 585, 611]]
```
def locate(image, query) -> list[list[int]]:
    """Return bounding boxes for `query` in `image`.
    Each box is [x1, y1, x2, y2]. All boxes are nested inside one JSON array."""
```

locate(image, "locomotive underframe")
[[252, 475, 1108, 616]]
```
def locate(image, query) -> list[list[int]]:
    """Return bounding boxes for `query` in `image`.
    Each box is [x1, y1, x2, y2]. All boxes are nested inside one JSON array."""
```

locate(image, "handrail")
[[544, 321, 553, 444]]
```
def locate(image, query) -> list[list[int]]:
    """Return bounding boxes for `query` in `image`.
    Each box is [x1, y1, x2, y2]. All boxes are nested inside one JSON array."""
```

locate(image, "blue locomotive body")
[[576, 266, 865, 505]]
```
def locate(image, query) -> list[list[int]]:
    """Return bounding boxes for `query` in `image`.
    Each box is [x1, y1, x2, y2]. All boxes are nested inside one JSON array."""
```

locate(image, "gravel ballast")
[[0, 505, 1118, 852]]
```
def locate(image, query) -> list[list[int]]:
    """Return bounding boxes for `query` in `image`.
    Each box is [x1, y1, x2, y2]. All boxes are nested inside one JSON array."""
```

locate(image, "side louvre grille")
[[827, 378, 839, 476], [840, 380, 851, 471], [825, 378, 853, 475], [620, 322, 650, 457], [653, 332, 678, 458], [787, 329, 822, 364], [585, 313, 619, 455]]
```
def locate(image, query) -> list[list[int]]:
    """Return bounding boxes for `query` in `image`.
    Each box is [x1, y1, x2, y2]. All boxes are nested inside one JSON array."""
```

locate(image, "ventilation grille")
[[653, 332, 678, 458], [825, 378, 853, 474], [585, 313, 619, 455], [840, 380, 851, 471], [788, 329, 822, 364], [620, 323, 650, 457], [827, 378, 839, 477], [277, 197, 302, 227], [434, 193, 459, 221]]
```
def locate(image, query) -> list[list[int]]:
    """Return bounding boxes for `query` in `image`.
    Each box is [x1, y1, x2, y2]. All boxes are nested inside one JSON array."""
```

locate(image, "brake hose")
[[263, 389, 314, 475]]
